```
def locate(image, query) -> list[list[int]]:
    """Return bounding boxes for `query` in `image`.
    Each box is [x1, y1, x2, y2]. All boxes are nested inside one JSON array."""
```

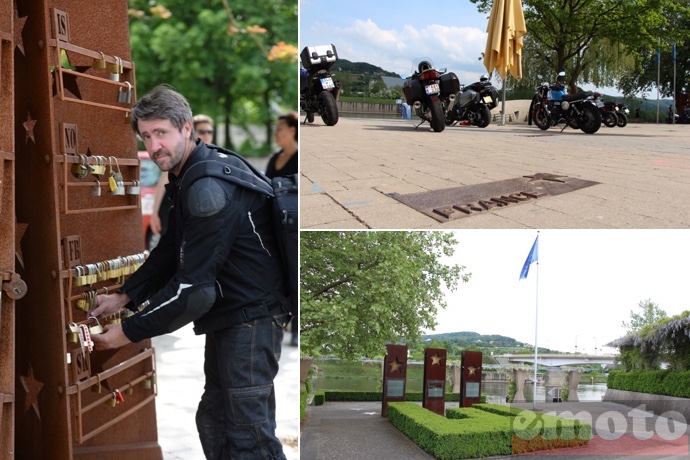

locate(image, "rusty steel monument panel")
[[12, 1, 161, 458]]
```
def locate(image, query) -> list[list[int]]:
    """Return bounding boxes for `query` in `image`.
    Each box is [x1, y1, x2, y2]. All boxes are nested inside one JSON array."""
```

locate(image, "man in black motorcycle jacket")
[[90, 85, 289, 460]]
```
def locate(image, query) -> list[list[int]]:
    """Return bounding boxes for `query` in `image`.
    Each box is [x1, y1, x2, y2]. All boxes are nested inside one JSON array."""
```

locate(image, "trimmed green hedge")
[[322, 391, 483, 403], [313, 391, 325, 406], [608, 369, 690, 397], [387, 403, 591, 460]]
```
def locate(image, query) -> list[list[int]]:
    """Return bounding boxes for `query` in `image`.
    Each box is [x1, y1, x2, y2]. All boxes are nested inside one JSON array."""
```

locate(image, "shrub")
[[387, 403, 590, 459], [313, 391, 325, 406], [323, 391, 461, 402], [608, 369, 690, 398]]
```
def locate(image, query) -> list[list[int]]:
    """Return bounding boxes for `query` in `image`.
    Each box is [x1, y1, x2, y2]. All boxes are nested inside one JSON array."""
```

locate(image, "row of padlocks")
[[1, 1, 163, 459]]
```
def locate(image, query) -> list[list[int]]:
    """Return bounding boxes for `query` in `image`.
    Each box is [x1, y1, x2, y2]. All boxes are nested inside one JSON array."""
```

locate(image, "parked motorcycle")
[[300, 44, 340, 126], [444, 74, 499, 128], [614, 102, 629, 127], [594, 93, 619, 128], [403, 60, 450, 132], [529, 75, 601, 134]]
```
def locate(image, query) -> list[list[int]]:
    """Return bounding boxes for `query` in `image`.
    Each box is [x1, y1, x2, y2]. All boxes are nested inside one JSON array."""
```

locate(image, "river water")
[[314, 377, 608, 402]]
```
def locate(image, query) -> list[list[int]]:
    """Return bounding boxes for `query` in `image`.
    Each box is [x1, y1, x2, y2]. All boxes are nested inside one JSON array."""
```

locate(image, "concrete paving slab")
[[153, 324, 299, 459], [301, 118, 690, 229]]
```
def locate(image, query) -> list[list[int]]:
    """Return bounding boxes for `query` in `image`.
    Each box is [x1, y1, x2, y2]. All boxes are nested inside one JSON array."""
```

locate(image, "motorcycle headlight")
[[624, 108, 630, 114], [561, 101, 570, 111]]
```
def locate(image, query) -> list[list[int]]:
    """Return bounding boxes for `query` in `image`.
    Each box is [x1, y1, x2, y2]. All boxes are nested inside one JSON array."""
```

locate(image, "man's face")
[[195, 122, 214, 144], [138, 118, 190, 172]]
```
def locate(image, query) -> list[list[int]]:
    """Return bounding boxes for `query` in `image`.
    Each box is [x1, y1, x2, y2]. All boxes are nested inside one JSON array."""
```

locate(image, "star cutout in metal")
[[467, 365, 477, 375], [23, 112, 37, 144], [20, 364, 44, 420], [13, 2, 28, 55], [388, 357, 403, 373], [524, 173, 568, 183], [15, 222, 28, 269], [430, 354, 444, 365]]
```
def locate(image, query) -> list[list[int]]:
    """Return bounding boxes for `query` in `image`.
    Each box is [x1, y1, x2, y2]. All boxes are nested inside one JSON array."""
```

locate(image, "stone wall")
[[604, 388, 690, 422]]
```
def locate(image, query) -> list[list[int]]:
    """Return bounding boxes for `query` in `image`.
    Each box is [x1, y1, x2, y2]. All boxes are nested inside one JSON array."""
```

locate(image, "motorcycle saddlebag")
[[458, 88, 480, 107], [300, 44, 338, 71], [403, 79, 424, 104], [440, 73, 460, 98]]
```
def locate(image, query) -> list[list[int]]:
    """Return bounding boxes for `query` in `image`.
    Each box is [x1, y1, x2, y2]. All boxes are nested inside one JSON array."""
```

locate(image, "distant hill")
[[334, 59, 401, 78], [422, 331, 527, 349]]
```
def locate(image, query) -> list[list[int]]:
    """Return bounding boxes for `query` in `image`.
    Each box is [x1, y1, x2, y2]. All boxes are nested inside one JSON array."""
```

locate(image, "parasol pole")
[[501, 74, 507, 126]]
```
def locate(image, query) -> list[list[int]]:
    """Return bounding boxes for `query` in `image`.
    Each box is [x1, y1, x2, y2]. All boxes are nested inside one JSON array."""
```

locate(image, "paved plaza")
[[300, 117, 690, 229]]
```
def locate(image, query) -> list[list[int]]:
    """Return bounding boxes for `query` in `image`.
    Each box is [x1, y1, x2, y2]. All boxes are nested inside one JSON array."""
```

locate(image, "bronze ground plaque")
[[389, 173, 600, 222]]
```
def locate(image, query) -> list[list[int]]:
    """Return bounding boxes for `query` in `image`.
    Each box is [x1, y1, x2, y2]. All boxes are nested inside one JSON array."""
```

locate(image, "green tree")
[[622, 299, 668, 333], [300, 232, 470, 360], [471, 0, 685, 95], [128, 0, 297, 154]]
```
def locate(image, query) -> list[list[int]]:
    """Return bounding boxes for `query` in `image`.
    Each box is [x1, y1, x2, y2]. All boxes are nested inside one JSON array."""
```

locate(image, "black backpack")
[[178, 146, 298, 317]]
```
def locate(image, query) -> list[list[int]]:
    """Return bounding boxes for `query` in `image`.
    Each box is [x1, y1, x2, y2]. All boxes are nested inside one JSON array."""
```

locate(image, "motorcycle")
[[403, 60, 450, 132], [614, 102, 629, 127], [300, 44, 341, 126], [529, 79, 601, 134], [594, 93, 619, 128], [444, 76, 499, 128]]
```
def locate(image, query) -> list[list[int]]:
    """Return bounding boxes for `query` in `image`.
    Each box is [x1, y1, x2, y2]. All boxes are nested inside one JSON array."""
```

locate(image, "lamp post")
[[575, 335, 579, 354], [594, 337, 598, 356]]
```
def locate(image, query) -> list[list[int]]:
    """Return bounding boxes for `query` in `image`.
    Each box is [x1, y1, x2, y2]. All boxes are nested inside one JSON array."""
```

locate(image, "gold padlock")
[[92, 374, 103, 393], [93, 51, 106, 69], [108, 395, 118, 407], [141, 378, 152, 390], [88, 316, 103, 335]]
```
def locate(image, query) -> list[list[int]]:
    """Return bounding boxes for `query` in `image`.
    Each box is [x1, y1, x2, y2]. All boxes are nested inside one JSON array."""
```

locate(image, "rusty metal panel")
[[0, 0, 16, 457], [12, 1, 161, 459]]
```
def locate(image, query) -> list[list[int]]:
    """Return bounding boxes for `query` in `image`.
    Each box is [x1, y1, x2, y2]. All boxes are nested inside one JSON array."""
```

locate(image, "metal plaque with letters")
[[460, 350, 483, 407], [381, 344, 408, 417]]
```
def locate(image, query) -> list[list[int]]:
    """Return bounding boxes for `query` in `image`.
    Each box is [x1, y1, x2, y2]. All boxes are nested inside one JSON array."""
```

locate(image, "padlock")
[[91, 180, 101, 197], [126, 179, 141, 195], [93, 51, 106, 70], [108, 394, 118, 407], [112, 180, 125, 196], [118, 81, 132, 104], [92, 156, 107, 175], [66, 323, 80, 343], [92, 374, 102, 393], [114, 389, 125, 403], [107, 56, 122, 81], [71, 154, 89, 180], [3, 272, 27, 300], [141, 377, 152, 390], [72, 266, 84, 287], [88, 316, 103, 335], [125, 387, 134, 395]]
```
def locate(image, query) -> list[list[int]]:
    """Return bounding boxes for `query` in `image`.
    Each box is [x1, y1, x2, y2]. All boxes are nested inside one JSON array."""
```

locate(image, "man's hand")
[[92, 323, 131, 350], [89, 292, 131, 318]]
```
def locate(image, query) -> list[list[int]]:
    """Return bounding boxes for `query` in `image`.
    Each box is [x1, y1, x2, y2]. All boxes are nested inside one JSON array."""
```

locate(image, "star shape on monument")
[[388, 357, 404, 373], [524, 173, 568, 183], [20, 364, 44, 420], [430, 354, 444, 365], [23, 112, 37, 144], [467, 365, 477, 375], [13, 2, 28, 56], [15, 222, 28, 269]]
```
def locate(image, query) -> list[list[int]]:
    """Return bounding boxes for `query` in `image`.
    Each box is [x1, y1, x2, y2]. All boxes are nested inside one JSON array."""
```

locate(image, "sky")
[[426, 230, 690, 355], [299, 0, 634, 96]]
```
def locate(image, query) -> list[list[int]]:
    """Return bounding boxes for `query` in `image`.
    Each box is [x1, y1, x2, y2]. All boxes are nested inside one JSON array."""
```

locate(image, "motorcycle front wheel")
[[577, 104, 601, 134], [533, 104, 551, 130], [602, 112, 618, 128], [319, 91, 339, 126], [616, 112, 628, 127], [429, 99, 445, 132], [474, 105, 491, 128]]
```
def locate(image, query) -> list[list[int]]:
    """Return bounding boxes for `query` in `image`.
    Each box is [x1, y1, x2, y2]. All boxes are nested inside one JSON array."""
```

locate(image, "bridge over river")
[[493, 353, 617, 367]]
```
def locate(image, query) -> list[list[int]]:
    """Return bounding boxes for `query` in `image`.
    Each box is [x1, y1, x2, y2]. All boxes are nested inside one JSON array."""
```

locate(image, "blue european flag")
[[672, 43, 676, 63], [519, 235, 539, 279]]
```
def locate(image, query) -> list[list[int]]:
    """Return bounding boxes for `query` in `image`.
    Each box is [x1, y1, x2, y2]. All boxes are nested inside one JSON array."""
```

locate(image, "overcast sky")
[[426, 230, 689, 354], [299, 0, 634, 96]]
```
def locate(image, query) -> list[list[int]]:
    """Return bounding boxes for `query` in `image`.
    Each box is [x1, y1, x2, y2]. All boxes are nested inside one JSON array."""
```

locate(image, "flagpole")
[[532, 230, 540, 410]]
